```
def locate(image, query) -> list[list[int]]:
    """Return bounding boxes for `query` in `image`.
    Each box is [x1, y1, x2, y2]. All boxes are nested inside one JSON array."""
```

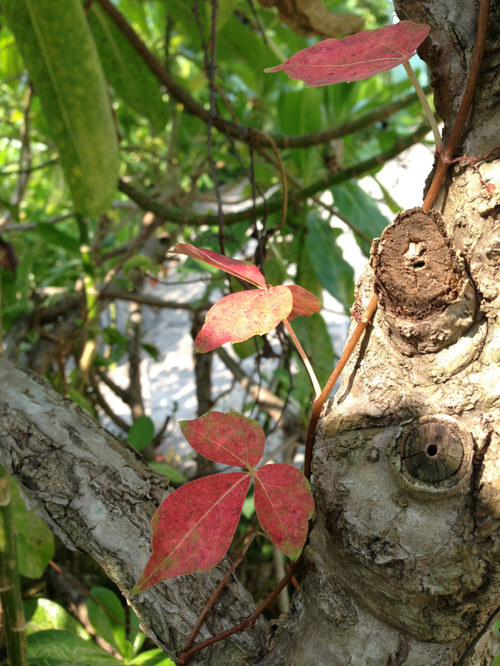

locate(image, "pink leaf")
[[286, 285, 322, 321], [180, 411, 264, 469], [134, 473, 250, 592], [195, 286, 293, 353], [265, 21, 430, 86], [172, 243, 266, 288], [254, 464, 314, 560]]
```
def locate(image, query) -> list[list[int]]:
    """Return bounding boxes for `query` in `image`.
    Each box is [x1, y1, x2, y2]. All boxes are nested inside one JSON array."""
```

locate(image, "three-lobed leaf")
[[135, 413, 314, 591], [180, 411, 264, 469], [174, 243, 322, 352], [194, 286, 293, 352], [265, 21, 430, 86]]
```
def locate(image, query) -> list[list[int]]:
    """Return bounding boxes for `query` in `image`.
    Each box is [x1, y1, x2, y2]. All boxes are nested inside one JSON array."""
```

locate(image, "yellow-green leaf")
[[3, 0, 120, 215]]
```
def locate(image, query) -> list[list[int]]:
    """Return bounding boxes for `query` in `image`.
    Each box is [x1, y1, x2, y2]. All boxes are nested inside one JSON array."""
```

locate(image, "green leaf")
[[88, 5, 169, 133], [128, 416, 155, 452], [141, 343, 160, 362], [148, 462, 187, 486], [129, 648, 175, 665], [27, 630, 120, 665], [36, 222, 80, 255], [373, 176, 401, 214], [3, 0, 120, 215], [25, 599, 90, 640], [278, 87, 323, 181], [128, 606, 146, 657], [87, 586, 128, 658], [10, 478, 54, 578], [205, 0, 238, 33], [123, 254, 154, 278], [331, 180, 391, 255], [306, 215, 355, 310]]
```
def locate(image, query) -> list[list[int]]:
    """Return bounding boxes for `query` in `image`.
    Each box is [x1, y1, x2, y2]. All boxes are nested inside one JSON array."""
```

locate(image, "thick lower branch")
[[0, 358, 268, 665]]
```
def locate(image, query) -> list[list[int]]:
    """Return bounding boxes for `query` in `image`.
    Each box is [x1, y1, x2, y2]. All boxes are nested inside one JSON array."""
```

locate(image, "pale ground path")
[[102, 142, 434, 468]]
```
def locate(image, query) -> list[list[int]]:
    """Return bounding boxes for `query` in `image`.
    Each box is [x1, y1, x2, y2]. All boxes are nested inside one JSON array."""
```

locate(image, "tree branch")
[[0, 358, 268, 665], [119, 123, 430, 225], [95, 0, 428, 150]]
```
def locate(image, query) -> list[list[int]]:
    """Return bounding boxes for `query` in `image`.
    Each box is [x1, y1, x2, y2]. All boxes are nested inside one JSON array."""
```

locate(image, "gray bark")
[[260, 1, 500, 664], [0, 361, 268, 664]]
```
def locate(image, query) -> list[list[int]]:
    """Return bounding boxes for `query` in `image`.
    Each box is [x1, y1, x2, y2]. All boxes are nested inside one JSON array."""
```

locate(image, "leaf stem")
[[402, 60, 442, 149], [283, 318, 321, 399], [178, 550, 302, 664]]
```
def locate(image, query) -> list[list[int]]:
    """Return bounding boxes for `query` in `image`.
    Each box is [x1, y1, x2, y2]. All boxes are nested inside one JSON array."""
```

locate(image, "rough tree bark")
[[0, 1, 498, 665], [260, 1, 500, 664]]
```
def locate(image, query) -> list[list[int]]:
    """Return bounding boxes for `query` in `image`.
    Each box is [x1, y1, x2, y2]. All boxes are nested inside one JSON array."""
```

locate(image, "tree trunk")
[[260, 1, 500, 664], [0, 1, 498, 665]]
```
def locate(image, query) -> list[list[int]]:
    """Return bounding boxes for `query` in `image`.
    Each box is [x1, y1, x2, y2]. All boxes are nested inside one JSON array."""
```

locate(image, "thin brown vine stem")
[[178, 553, 302, 664], [422, 0, 490, 212], [303, 294, 378, 480], [303, 0, 490, 481], [179, 532, 263, 659]]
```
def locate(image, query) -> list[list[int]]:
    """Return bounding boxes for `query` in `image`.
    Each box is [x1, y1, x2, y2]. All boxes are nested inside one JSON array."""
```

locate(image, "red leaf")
[[265, 22, 430, 86], [195, 286, 293, 353], [180, 411, 264, 469], [254, 464, 314, 560], [173, 243, 266, 288], [134, 473, 250, 591], [286, 285, 322, 321]]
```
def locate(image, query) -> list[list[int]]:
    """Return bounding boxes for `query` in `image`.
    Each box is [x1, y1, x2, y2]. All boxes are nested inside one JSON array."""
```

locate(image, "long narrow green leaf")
[[3, 0, 120, 215]]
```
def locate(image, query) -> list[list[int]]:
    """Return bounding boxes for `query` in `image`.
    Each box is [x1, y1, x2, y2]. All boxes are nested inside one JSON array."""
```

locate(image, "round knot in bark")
[[371, 207, 478, 354], [402, 420, 464, 484], [398, 415, 472, 492]]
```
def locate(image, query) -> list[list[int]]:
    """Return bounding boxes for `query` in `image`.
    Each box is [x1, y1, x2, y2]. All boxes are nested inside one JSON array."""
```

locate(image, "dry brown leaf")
[[259, 0, 364, 38]]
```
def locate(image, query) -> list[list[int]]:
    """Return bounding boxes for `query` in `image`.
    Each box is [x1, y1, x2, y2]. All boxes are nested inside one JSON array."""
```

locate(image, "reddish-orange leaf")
[[195, 286, 293, 353], [180, 411, 264, 469], [265, 22, 430, 86], [134, 473, 250, 592], [286, 285, 322, 321], [254, 464, 314, 560], [173, 243, 266, 288]]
